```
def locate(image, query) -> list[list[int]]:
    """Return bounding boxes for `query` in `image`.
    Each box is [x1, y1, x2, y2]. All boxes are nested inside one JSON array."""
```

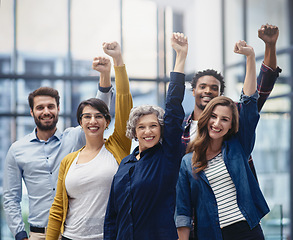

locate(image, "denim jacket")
[[175, 92, 270, 240]]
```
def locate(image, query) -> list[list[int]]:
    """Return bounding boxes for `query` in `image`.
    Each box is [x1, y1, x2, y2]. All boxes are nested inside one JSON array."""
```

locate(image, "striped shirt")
[[204, 152, 245, 228]]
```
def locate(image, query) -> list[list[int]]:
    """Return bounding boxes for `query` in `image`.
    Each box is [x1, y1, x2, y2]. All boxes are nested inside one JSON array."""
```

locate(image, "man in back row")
[[183, 23, 280, 144]]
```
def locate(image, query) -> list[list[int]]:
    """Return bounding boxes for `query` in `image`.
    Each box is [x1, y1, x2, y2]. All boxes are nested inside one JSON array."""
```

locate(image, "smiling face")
[[135, 113, 161, 153], [193, 75, 221, 111], [30, 95, 59, 131], [80, 105, 109, 138], [207, 105, 232, 142]]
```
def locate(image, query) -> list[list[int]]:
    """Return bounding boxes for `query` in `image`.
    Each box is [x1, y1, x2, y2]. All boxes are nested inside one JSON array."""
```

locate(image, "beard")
[[197, 103, 206, 111], [197, 95, 215, 111], [33, 114, 58, 131], [196, 101, 208, 111]]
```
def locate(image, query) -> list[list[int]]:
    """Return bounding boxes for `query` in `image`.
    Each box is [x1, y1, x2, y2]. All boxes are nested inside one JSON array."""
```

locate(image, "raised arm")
[[103, 41, 133, 163], [162, 33, 187, 169], [234, 41, 259, 157], [103, 41, 124, 67], [258, 24, 279, 70], [95, 41, 124, 112], [171, 32, 188, 73], [93, 55, 113, 108], [257, 24, 281, 111], [92, 56, 111, 79], [95, 41, 125, 111], [234, 40, 256, 96]]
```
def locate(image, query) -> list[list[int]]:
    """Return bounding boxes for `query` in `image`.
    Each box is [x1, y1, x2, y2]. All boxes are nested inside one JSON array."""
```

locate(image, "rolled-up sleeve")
[[176, 215, 193, 229]]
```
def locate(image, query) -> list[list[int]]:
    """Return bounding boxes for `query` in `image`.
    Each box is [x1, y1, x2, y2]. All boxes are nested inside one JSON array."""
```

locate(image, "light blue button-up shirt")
[[3, 88, 114, 240], [3, 127, 85, 239]]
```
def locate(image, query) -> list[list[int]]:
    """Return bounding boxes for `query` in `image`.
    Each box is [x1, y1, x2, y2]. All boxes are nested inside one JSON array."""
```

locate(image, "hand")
[[234, 40, 254, 57], [171, 32, 188, 56], [92, 56, 111, 74], [103, 41, 121, 57], [258, 24, 279, 46]]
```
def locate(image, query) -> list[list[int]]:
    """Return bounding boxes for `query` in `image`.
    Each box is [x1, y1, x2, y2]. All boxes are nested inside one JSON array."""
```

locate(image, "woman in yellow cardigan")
[[46, 42, 133, 240]]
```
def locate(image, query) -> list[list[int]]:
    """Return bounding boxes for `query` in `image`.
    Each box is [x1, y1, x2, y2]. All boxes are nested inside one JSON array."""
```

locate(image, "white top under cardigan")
[[63, 145, 118, 240]]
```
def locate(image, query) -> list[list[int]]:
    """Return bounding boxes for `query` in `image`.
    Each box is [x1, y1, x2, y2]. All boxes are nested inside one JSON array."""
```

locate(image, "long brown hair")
[[187, 96, 239, 173]]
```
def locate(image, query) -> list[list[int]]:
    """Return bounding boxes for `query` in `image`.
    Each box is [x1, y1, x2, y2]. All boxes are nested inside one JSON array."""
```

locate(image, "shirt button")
[[53, 188, 55, 191], [50, 172, 52, 174]]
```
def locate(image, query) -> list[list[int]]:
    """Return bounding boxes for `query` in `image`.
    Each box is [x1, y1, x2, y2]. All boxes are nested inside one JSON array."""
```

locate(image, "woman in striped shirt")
[[176, 40, 269, 240]]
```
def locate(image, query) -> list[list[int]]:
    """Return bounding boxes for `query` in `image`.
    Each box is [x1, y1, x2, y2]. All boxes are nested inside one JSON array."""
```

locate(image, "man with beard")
[[3, 58, 113, 239]]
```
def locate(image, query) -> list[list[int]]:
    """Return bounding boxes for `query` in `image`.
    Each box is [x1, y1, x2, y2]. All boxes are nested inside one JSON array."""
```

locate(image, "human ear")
[[192, 88, 196, 97], [30, 109, 34, 117]]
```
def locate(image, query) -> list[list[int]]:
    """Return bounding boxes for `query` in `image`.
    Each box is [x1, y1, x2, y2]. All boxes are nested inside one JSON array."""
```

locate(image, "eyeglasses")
[[80, 113, 106, 121]]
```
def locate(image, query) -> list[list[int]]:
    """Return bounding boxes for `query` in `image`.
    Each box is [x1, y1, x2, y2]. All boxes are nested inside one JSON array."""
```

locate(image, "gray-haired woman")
[[104, 33, 188, 240], [126, 104, 164, 144]]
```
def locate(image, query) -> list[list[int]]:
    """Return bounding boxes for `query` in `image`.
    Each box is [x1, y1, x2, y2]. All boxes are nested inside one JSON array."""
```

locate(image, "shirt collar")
[[124, 144, 161, 164], [125, 146, 140, 164], [189, 111, 195, 121], [185, 111, 194, 128], [29, 128, 62, 142]]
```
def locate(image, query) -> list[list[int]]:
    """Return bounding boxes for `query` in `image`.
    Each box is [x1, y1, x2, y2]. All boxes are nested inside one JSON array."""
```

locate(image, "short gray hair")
[[126, 105, 165, 140]]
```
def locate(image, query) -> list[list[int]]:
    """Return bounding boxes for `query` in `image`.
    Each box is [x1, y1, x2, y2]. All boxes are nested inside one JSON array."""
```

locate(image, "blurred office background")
[[0, 0, 292, 239]]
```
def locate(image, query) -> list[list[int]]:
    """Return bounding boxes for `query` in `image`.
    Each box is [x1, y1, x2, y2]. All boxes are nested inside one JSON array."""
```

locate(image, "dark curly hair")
[[191, 69, 225, 95]]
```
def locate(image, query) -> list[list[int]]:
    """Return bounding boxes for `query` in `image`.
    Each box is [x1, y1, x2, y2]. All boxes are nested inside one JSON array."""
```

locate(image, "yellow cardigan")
[[46, 65, 133, 240]]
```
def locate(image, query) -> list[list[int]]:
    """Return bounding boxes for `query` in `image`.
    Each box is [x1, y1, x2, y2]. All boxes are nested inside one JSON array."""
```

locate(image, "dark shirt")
[[104, 72, 185, 240]]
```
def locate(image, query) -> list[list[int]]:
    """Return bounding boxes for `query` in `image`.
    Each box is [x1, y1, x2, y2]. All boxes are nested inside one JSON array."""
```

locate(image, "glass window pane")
[[0, 80, 12, 113], [224, 0, 244, 66], [71, 0, 120, 61], [0, 116, 13, 240], [17, 0, 68, 58], [247, 0, 289, 53], [0, 0, 14, 54], [123, 0, 157, 78]]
